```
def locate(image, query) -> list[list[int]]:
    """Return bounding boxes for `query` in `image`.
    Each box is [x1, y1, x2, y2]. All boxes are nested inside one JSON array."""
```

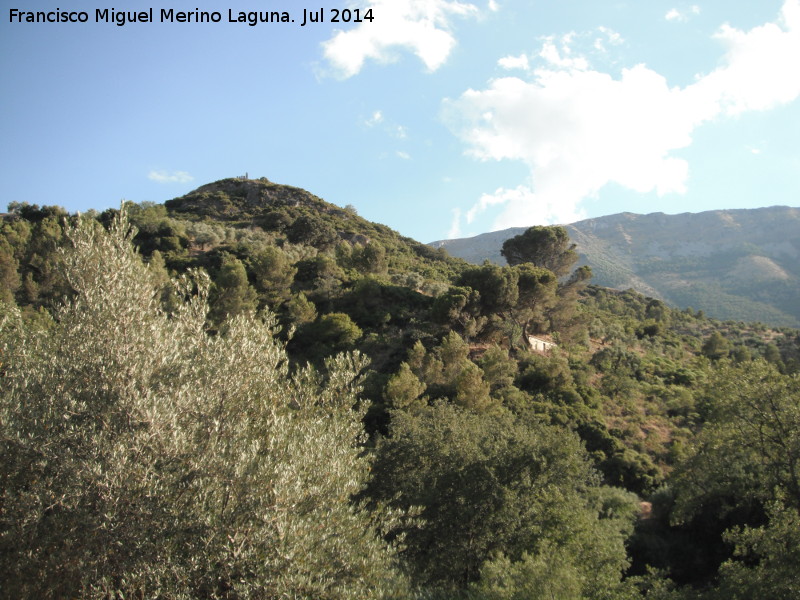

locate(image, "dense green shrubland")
[[2, 181, 799, 598]]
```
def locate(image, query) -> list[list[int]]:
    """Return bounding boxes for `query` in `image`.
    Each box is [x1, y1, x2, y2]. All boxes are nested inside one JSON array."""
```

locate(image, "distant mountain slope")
[[431, 206, 800, 326]]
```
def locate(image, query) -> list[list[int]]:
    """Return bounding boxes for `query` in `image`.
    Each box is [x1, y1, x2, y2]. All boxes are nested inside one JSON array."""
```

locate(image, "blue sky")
[[1, 0, 799, 243]]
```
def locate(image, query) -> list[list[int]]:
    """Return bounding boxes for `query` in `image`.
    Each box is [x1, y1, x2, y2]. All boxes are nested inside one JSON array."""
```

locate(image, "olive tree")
[[0, 211, 408, 599]]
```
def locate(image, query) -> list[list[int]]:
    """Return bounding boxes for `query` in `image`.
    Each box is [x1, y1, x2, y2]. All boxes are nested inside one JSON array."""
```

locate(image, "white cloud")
[[498, 53, 529, 71], [498, 29, 622, 72], [465, 185, 512, 223], [665, 9, 683, 22], [538, 28, 624, 69], [322, 0, 480, 78], [466, 184, 585, 230], [365, 110, 409, 139], [365, 110, 384, 126], [445, 0, 800, 230], [487, 0, 499, 12], [148, 170, 194, 184], [594, 26, 624, 52], [396, 150, 412, 159], [694, 0, 800, 116], [666, 5, 700, 22], [447, 207, 463, 238], [538, 34, 590, 71]]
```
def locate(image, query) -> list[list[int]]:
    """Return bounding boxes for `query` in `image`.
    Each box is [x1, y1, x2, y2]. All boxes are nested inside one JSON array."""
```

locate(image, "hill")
[[431, 206, 800, 326], [164, 176, 464, 280], [3, 177, 800, 598]]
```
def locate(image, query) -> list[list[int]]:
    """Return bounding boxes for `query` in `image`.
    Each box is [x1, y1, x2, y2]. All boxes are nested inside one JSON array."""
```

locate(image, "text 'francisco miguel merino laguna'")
[[8, 7, 375, 27]]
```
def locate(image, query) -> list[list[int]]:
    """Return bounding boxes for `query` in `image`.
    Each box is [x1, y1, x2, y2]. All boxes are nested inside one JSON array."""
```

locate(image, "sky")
[[1, 0, 799, 243]]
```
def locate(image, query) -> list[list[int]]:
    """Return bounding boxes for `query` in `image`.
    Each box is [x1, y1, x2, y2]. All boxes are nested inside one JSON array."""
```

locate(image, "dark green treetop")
[[501, 225, 578, 276]]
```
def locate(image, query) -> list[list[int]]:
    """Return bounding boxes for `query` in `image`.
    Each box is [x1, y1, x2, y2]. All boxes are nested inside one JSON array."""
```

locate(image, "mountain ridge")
[[431, 206, 800, 326]]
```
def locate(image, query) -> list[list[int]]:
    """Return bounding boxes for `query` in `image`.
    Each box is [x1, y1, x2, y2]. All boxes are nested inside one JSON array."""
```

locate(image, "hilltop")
[[431, 206, 800, 326], [163, 177, 465, 280]]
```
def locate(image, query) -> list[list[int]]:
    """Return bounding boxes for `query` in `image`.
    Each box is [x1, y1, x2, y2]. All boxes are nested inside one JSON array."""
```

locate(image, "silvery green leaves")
[[0, 209, 408, 599]]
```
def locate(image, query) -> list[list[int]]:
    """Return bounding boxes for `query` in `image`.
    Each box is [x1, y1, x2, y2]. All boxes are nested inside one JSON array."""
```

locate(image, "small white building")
[[527, 336, 557, 353]]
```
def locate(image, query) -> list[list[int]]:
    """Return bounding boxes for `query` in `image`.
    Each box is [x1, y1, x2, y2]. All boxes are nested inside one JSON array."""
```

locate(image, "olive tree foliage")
[[0, 212, 408, 599]]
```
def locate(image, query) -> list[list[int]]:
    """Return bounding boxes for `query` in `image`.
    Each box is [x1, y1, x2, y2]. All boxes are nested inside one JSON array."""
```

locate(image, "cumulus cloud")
[[538, 35, 590, 70], [694, 0, 800, 115], [322, 0, 480, 78], [666, 5, 700, 22], [148, 170, 194, 184], [497, 53, 530, 71], [498, 28, 623, 73], [594, 26, 624, 52], [468, 185, 586, 230], [445, 64, 693, 229], [445, 0, 800, 231]]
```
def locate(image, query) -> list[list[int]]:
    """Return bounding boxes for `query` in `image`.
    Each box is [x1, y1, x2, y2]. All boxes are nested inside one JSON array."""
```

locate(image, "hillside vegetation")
[[432, 206, 800, 327], [1, 178, 799, 599]]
